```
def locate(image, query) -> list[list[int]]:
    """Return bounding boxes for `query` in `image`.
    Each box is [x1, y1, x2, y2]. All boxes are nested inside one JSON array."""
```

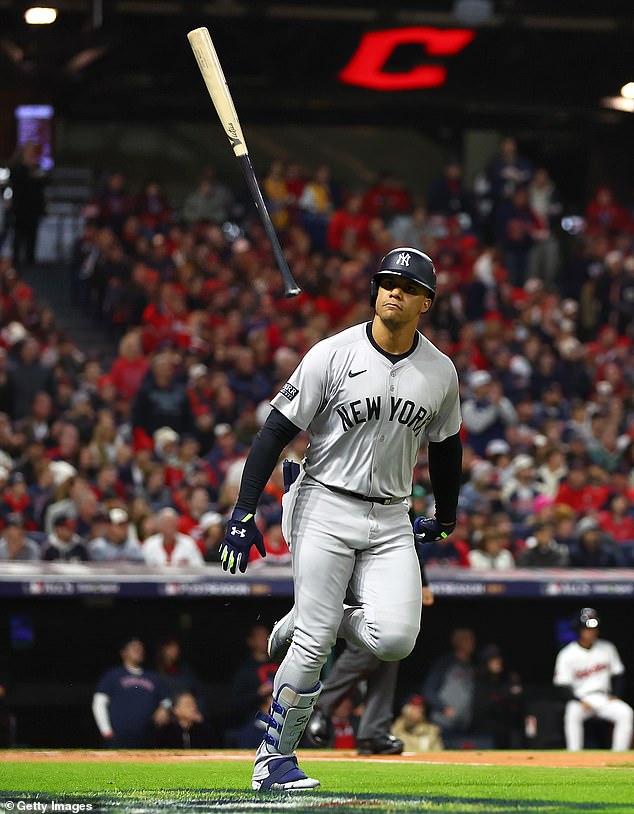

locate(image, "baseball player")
[[553, 607, 633, 751], [283, 558, 435, 755], [220, 247, 462, 790]]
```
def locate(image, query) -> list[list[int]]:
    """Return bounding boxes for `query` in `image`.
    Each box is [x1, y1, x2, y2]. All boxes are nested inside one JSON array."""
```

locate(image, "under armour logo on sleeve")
[[231, 526, 247, 537], [396, 252, 411, 266]]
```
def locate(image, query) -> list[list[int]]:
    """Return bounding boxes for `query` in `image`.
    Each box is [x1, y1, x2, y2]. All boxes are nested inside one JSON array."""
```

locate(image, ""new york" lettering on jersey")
[[336, 395, 433, 436]]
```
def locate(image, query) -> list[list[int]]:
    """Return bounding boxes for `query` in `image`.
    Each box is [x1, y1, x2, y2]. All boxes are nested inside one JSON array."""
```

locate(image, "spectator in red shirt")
[[555, 465, 610, 515], [584, 185, 630, 237], [110, 329, 150, 402], [362, 170, 412, 220], [326, 192, 372, 258], [599, 494, 634, 544]]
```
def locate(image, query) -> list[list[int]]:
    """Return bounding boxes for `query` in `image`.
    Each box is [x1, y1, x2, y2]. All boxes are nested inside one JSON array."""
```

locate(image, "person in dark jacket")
[[131, 352, 194, 445], [8, 142, 47, 270], [471, 644, 524, 748]]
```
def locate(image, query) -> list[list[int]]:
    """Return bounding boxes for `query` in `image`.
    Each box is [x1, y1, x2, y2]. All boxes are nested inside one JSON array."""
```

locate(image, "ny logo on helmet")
[[396, 252, 411, 266], [231, 526, 246, 538]]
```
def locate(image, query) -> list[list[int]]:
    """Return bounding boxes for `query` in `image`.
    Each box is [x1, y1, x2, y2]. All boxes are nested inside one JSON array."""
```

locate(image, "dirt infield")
[[1, 749, 632, 768]]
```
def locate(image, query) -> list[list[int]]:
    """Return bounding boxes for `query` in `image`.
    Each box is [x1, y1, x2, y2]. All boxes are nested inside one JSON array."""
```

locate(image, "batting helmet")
[[578, 607, 600, 629], [370, 247, 437, 307]]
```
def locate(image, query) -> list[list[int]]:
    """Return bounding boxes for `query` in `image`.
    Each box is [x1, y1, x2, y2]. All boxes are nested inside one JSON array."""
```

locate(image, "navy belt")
[[311, 477, 405, 506]]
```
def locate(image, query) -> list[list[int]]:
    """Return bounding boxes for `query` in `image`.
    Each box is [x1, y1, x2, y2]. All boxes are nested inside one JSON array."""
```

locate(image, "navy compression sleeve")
[[428, 432, 462, 524], [234, 408, 301, 514]]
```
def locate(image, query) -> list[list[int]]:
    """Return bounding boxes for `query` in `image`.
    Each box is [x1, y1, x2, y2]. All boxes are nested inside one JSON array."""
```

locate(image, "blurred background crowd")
[[0, 135, 633, 570]]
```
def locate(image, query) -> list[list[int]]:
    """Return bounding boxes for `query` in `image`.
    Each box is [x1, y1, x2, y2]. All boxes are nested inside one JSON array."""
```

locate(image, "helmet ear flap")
[[369, 277, 378, 308]]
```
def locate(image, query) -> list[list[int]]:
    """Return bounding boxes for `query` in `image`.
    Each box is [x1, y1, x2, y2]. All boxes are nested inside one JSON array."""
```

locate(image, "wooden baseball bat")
[[187, 26, 301, 298]]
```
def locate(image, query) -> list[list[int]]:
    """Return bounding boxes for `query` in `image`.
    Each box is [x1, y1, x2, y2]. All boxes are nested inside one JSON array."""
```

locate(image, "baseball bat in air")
[[187, 26, 301, 298]]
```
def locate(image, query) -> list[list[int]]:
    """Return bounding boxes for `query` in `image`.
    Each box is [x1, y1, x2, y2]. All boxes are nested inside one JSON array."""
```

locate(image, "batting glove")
[[220, 509, 266, 574], [413, 516, 456, 544]]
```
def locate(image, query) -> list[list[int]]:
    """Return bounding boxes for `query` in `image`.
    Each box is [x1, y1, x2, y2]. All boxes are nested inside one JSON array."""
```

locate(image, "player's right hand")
[[220, 509, 266, 574], [414, 516, 456, 543]]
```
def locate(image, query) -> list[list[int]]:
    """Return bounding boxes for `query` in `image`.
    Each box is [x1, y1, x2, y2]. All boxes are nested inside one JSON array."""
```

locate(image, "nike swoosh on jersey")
[[348, 369, 367, 378]]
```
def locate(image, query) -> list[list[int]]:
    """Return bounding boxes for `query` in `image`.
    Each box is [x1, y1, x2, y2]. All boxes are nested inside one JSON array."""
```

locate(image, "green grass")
[[1, 758, 633, 814]]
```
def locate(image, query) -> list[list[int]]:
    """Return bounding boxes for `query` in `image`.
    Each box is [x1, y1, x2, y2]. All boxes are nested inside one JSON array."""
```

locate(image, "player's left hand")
[[220, 509, 266, 574], [414, 516, 456, 543]]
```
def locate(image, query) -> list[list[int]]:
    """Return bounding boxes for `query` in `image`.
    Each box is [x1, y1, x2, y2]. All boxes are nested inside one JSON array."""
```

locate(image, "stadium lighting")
[[621, 82, 634, 100], [24, 7, 58, 25]]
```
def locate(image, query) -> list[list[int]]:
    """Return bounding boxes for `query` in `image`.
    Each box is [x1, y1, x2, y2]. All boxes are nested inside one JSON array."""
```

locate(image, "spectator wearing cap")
[[0, 513, 40, 561], [390, 693, 443, 752], [517, 521, 569, 567], [186, 364, 215, 452], [457, 459, 502, 516], [42, 461, 78, 533], [40, 514, 89, 562], [197, 511, 224, 563], [501, 454, 543, 523], [462, 370, 518, 456], [567, 517, 625, 568], [92, 635, 171, 748], [88, 508, 144, 563], [142, 507, 203, 567], [484, 438, 513, 484]]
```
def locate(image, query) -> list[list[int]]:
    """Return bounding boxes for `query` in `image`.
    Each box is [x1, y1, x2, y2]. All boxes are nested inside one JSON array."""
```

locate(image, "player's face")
[[579, 626, 599, 647], [375, 274, 432, 327]]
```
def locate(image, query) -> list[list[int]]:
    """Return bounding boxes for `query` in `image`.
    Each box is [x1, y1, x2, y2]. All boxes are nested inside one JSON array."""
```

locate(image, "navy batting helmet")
[[370, 247, 437, 307], [578, 607, 600, 629]]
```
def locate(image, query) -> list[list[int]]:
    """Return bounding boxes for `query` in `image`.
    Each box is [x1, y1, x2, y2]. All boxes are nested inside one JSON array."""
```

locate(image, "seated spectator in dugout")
[[155, 691, 216, 749], [391, 694, 443, 752]]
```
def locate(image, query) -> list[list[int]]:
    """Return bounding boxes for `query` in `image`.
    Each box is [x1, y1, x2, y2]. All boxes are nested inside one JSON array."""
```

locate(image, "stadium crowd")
[[1, 136, 634, 569]]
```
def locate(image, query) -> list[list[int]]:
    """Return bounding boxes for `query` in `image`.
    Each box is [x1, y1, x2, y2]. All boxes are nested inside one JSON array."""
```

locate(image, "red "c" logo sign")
[[339, 27, 476, 90]]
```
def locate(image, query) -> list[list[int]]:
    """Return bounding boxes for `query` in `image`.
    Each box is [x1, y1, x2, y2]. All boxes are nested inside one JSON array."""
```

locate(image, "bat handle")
[[238, 155, 301, 298]]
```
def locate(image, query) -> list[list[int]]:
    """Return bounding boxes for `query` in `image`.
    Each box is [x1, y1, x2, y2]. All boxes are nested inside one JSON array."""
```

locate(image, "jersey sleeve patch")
[[280, 382, 299, 401]]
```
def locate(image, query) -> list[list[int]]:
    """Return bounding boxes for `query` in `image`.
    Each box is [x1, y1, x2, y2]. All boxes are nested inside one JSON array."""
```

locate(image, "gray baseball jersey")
[[270, 323, 461, 498]]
